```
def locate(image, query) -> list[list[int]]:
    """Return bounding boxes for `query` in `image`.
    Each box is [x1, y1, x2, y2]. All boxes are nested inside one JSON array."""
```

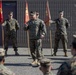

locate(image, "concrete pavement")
[[3, 48, 72, 75]]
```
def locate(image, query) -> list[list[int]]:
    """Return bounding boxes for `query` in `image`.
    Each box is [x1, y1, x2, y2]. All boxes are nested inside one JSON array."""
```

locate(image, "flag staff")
[[2, 26, 4, 48], [44, 0, 52, 55], [24, 1, 30, 55]]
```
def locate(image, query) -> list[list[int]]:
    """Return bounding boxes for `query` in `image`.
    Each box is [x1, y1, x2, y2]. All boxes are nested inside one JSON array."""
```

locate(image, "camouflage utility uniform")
[[53, 18, 70, 56], [43, 72, 53, 75], [3, 18, 20, 52], [0, 64, 15, 75], [57, 55, 76, 75], [24, 18, 46, 61], [0, 49, 15, 75]]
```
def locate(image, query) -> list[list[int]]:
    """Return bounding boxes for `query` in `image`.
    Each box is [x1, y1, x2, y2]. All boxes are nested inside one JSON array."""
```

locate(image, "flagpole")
[[50, 29, 52, 55], [27, 30, 30, 56], [2, 26, 4, 49], [45, 0, 53, 55], [25, 1, 30, 56]]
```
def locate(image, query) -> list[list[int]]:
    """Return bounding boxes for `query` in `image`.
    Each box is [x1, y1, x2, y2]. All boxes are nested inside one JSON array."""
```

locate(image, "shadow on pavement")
[[5, 54, 30, 57], [49, 57, 70, 60], [5, 63, 31, 66], [51, 61, 64, 64]]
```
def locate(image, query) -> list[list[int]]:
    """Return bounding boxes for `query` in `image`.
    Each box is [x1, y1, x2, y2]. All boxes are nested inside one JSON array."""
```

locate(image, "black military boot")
[[52, 52, 56, 56], [15, 51, 19, 56], [5, 50, 7, 56], [14, 48, 19, 56], [5, 48, 8, 56], [64, 52, 68, 57]]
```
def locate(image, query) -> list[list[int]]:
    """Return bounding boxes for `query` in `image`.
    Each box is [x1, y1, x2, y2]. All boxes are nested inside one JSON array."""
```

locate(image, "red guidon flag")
[[0, 0, 3, 23], [24, 1, 29, 24], [44, 0, 51, 26]]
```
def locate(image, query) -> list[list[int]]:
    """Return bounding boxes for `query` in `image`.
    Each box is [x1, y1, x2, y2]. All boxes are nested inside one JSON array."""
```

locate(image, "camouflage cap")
[[59, 10, 64, 13], [30, 11, 36, 16], [40, 58, 51, 67], [0, 49, 5, 56]]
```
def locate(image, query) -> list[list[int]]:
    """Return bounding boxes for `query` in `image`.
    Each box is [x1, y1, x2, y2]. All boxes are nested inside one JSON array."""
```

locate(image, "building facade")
[[0, 0, 76, 48]]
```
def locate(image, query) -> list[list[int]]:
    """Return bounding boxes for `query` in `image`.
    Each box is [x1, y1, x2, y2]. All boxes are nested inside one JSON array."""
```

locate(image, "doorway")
[[0, 1, 17, 46]]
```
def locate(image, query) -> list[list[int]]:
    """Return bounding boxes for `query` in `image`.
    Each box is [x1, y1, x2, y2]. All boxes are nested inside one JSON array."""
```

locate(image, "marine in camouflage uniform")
[[2, 12, 20, 56], [57, 39, 76, 75], [0, 49, 15, 75], [24, 11, 46, 66], [0, 64, 15, 75], [39, 58, 54, 75], [52, 11, 70, 57]]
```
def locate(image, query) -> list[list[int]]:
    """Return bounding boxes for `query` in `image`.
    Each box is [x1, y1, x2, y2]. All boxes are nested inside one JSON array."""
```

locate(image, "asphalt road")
[[3, 48, 72, 75]]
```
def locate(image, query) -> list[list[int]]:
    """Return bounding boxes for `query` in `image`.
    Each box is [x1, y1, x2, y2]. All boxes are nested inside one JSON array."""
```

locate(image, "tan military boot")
[[37, 61, 40, 66], [31, 59, 38, 66]]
